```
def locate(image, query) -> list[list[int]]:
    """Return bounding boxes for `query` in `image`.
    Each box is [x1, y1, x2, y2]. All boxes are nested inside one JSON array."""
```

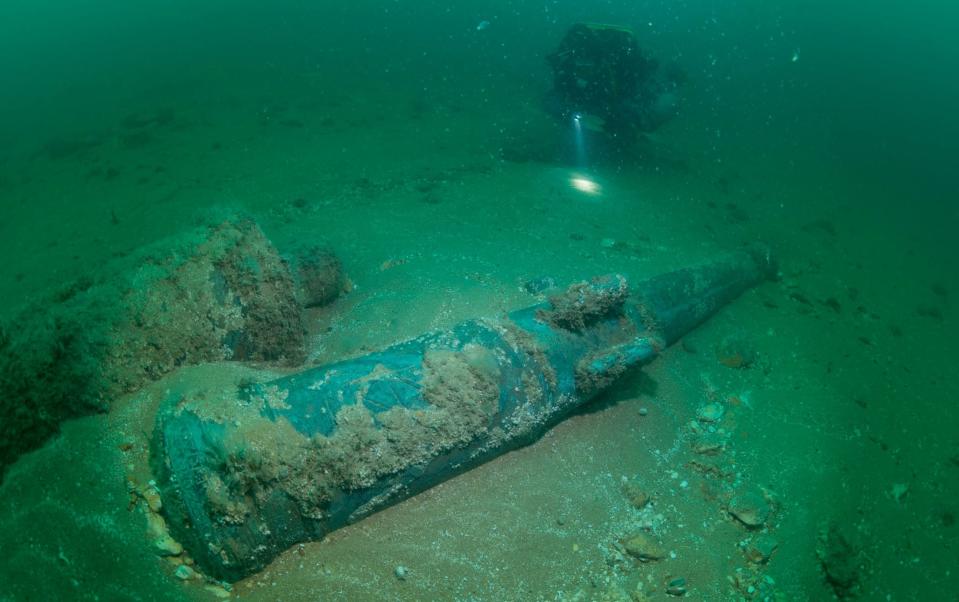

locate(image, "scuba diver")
[[545, 23, 683, 146]]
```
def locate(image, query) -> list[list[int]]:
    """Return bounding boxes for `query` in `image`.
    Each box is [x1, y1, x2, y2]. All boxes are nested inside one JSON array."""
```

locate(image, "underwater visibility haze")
[[0, 1, 957, 601]]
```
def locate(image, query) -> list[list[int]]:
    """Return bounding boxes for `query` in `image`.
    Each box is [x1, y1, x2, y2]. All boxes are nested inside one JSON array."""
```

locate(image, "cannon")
[[152, 244, 775, 581]]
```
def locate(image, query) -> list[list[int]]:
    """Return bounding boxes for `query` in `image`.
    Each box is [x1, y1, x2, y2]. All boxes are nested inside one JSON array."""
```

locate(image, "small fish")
[[791, 48, 801, 63], [476, 20, 490, 31]]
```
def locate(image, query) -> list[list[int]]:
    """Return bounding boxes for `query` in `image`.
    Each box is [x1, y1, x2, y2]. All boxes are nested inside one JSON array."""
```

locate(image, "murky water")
[[1, 2, 956, 600]]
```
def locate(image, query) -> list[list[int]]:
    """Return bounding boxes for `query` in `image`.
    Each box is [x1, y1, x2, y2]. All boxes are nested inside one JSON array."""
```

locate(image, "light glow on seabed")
[[570, 174, 601, 196]]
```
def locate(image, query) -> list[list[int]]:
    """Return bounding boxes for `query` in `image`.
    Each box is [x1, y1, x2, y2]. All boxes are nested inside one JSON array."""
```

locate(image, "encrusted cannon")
[[153, 244, 774, 581]]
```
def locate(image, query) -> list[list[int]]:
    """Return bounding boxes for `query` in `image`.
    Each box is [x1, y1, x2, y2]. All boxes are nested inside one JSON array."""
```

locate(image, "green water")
[[0, 1, 956, 601]]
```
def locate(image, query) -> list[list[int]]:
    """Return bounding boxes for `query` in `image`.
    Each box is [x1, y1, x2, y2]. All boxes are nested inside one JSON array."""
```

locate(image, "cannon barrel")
[[153, 244, 774, 581]]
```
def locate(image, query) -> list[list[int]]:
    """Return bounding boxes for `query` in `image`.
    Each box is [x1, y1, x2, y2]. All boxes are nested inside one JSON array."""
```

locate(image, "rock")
[[743, 534, 779, 564], [153, 533, 183, 557], [696, 402, 725, 423], [728, 488, 771, 529], [622, 532, 665, 562], [204, 585, 232, 599], [622, 481, 651, 509], [692, 431, 727, 455], [0, 220, 309, 479], [289, 246, 346, 308], [174, 565, 195, 581], [142, 487, 163, 513], [146, 508, 182, 556], [146, 510, 167, 538], [394, 565, 409, 580], [665, 577, 687, 596]]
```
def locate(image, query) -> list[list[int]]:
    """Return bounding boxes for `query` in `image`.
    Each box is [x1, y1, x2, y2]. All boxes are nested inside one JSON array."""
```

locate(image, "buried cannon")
[[153, 244, 775, 581]]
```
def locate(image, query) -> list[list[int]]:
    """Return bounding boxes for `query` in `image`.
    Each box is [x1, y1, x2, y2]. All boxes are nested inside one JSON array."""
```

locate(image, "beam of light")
[[572, 113, 587, 168]]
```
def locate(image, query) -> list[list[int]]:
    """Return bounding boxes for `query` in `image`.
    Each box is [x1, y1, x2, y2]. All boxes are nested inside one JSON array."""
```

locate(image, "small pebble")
[[666, 577, 687, 596], [743, 534, 779, 564], [622, 481, 651, 509], [696, 402, 725, 423], [204, 585, 232, 599], [729, 488, 771, 529], [153, 534, 183, 557], [692, 432, 727, 456], [622, 532, 665, 562], [638, 407, 649, 416], [174, 565, 194, 581]]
